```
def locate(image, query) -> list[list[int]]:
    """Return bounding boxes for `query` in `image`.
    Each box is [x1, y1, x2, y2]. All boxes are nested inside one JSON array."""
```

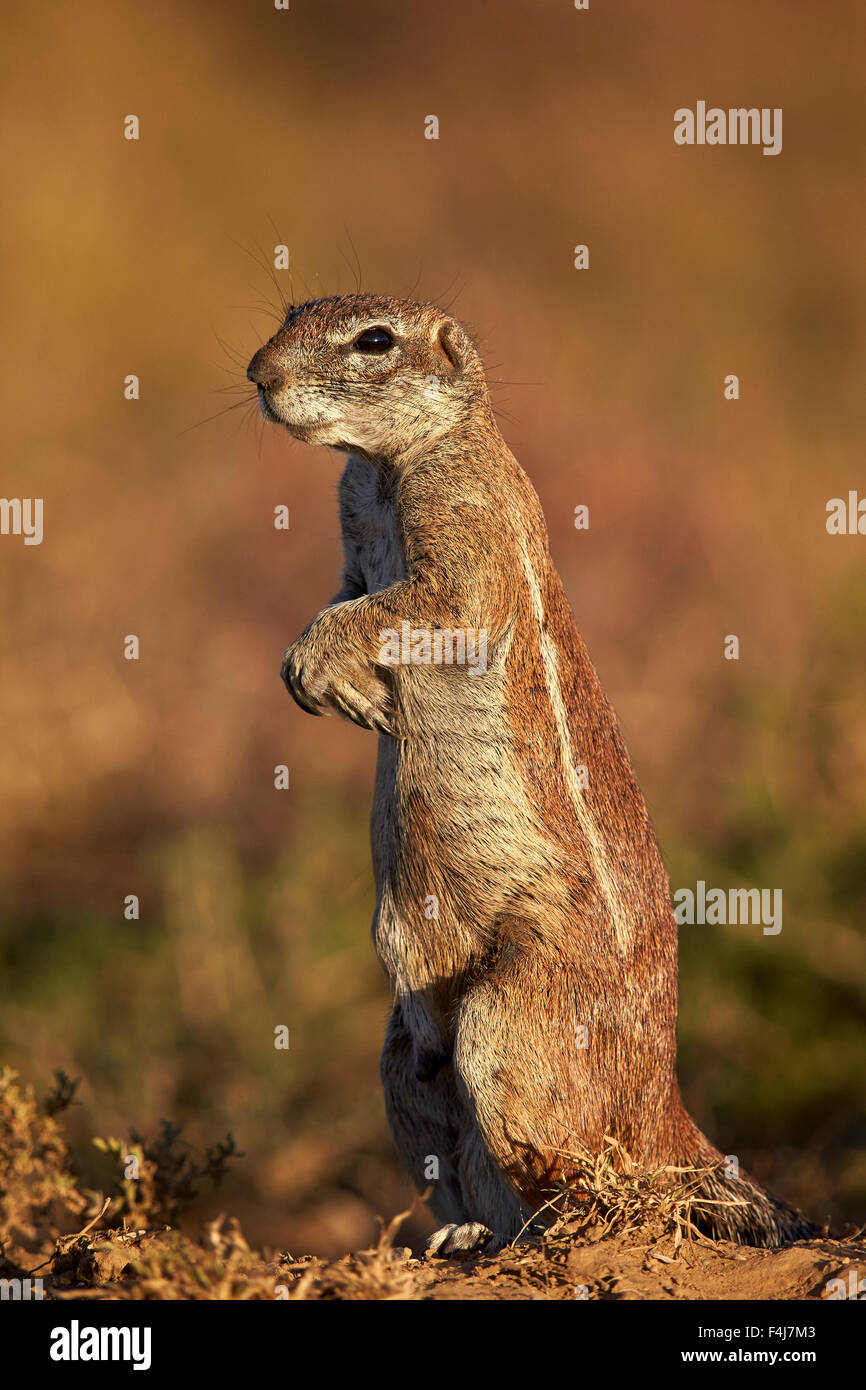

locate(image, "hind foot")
[[425, 1221, 495, 1257]]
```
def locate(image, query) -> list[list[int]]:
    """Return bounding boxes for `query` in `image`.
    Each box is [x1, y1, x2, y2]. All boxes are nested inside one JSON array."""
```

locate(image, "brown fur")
[[247, 294, 814, 1252]]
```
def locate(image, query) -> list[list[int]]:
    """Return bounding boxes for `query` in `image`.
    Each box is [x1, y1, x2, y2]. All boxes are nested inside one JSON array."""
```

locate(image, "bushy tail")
[[677, 1112, 817, 1248], [690, 1162, 817, 1247]]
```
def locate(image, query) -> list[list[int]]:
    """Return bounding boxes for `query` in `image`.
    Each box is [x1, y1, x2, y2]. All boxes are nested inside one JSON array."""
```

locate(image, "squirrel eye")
[[354, 326, 394, 353]]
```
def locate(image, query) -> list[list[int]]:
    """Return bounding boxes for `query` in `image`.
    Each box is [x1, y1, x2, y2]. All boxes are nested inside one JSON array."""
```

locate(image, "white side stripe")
[[518, 541, 631, 955]]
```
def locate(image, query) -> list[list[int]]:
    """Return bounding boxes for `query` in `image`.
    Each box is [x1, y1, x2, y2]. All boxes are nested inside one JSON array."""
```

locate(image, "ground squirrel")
[[247, 293, 814, 1254]]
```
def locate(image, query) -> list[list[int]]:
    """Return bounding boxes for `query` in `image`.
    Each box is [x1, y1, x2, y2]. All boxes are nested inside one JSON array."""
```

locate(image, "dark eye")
[[354, 326, 394, 353]]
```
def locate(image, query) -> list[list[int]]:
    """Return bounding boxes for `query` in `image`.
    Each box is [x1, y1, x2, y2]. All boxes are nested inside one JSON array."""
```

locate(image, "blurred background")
[[0, 0, 864, 1255]]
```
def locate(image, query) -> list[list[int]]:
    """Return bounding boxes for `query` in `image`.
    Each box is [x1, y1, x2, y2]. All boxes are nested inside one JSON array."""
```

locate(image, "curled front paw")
[[280, 633, 398, 736], [280, 638, 329, 717]]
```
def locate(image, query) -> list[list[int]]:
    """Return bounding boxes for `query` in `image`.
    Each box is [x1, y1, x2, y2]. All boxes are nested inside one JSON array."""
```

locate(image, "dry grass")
[[285, 1210, 420, 1301], [0, 1064, 422, 1300], [538, 1137, 740, 1249], [0, 1068, 87, 1274]]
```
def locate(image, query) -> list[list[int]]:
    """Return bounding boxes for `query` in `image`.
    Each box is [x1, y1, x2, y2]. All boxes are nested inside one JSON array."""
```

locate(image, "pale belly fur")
[[352, 469, 574, 1026]]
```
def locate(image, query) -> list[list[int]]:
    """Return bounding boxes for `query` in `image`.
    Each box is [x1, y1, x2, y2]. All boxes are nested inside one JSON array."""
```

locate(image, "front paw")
[[280, 630, 398, 735], [280, 636, 329, 717]]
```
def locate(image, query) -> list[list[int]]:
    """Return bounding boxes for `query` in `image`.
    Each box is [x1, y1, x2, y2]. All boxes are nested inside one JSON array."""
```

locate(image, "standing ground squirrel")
[[247, 293, 814, 1253]]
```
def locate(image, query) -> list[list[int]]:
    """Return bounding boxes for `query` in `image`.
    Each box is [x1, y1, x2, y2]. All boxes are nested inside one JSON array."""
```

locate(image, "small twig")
[[71, 1196, 114, 1240]]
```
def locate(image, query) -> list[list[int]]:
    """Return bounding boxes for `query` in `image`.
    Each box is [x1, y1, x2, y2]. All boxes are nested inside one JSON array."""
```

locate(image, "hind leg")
[[453, 948, 604, 1211], [380, 1002, 528, 1253]]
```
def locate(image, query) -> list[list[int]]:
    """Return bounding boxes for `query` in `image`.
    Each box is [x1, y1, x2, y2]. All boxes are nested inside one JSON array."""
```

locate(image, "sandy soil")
[[37, 1219, 865, 1302]]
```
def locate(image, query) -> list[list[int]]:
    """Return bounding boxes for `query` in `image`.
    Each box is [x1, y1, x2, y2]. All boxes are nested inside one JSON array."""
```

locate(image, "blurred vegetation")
[[0, 0, 864, 1255]]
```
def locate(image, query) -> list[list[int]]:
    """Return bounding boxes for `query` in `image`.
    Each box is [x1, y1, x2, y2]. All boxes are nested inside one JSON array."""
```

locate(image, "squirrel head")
[[247, 294, 487, 460]]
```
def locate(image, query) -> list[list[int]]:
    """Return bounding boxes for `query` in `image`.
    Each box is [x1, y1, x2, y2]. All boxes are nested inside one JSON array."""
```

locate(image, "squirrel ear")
[[436, 322, 463, 372]]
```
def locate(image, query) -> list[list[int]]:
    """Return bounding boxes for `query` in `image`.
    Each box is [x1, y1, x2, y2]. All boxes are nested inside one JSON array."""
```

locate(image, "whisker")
[[212, 330, 254, 373], [179, 396, 255, 435], [230, 236, 290, 320], [341, 225, 363, 294], [265, 215, 294, 312], [404, 263, 425, 300]]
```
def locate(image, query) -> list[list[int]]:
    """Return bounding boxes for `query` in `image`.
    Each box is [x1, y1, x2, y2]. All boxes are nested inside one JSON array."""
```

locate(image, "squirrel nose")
[[247, 349, 285, 391]]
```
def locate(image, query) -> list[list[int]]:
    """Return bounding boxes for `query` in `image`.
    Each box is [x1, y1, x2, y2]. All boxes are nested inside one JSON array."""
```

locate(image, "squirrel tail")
[[674, 1108, 817, 1247], [689, 1161, 818, 1246]]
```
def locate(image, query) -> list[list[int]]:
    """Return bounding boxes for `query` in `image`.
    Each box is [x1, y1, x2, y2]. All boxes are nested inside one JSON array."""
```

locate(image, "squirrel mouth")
[[256, 387, 282, 424], [257, 393, 319, 444]]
